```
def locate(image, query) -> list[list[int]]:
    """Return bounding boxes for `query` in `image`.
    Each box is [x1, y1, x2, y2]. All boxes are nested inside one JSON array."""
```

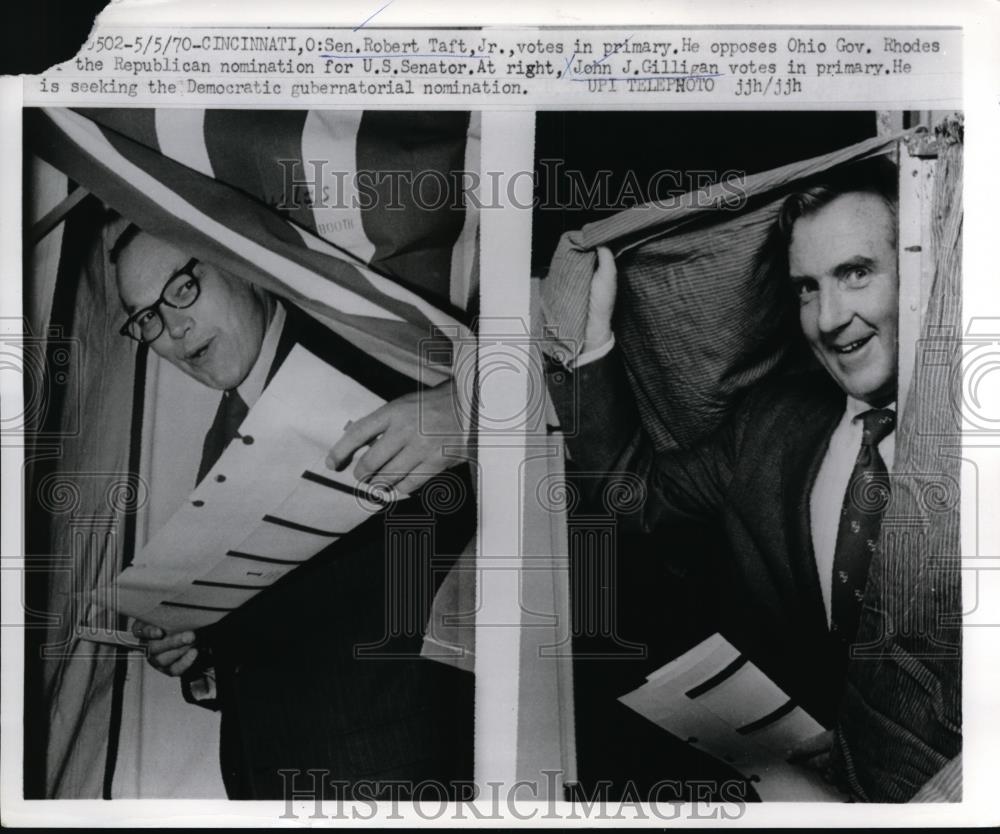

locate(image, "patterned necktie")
[[831, 407, 896, 658], [196, 389, 249, 485]]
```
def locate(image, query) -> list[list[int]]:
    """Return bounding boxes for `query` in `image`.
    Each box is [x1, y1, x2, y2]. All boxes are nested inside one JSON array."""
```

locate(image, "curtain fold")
[[834, 128, 963, 802], [25, 209, 140, 798]]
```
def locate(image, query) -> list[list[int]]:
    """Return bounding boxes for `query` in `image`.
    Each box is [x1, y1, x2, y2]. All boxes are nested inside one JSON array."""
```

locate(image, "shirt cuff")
[[572, 335, 616, 369], [185, 667, 217, 702], [180, 646, 220, 709]]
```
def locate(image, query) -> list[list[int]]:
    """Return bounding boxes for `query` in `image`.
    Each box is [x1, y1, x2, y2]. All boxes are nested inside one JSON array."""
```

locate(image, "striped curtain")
[[30, 107, 478, 381], [24, 107, 479, 797], [834, 127, 964, 801], [540, 131, 908, 452]]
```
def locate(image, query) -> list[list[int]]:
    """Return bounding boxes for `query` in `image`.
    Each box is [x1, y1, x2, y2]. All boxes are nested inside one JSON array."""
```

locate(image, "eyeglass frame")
[[118, 257, 202, 344]]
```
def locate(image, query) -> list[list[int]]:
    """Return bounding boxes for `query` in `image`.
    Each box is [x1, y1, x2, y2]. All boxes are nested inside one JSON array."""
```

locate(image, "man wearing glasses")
[[116, 235, 273, 392], [112, 225, 474, 800]]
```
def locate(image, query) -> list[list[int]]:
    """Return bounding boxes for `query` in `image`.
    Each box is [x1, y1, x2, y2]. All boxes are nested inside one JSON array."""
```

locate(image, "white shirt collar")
[[235, 301, 286, 409], [844, 395, 897, 423]]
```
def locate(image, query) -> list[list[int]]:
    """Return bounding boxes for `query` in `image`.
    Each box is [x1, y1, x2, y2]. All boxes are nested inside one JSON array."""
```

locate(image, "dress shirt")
[[571, 334, 617, 368], [576, 337, 896, 627]]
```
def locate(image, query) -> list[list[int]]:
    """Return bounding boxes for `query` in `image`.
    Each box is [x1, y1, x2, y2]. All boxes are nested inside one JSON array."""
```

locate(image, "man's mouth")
[[831, 334, 874, 356], [185, 338, 214, 363]]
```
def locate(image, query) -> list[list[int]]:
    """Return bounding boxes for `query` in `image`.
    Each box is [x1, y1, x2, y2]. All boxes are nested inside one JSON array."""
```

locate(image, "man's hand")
[[583, 246, 618, 354], [326, 379, 468, 496], [132, 620, 199, 677], [787, 729, 835, 779]]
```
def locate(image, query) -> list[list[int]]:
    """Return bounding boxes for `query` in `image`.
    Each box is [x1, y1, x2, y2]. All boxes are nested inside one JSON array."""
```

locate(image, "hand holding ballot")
[[327, 378, 469, 497], [127, 372, 469, 666], [619, 634, 850, 801], [131, 621, 199, 677], [114, 343, 399, 634]]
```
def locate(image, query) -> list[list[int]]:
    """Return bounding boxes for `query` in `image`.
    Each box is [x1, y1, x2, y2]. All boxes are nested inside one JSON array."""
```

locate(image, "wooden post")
[[896, 125, 939, 418]]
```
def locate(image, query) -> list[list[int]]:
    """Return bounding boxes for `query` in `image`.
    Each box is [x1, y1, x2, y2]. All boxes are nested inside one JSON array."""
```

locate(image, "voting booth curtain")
[[23, 107, 480, 798], [540, 127, 963, 801]]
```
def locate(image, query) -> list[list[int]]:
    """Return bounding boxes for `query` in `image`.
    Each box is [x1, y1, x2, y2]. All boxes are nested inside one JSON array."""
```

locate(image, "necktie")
[[186, 389, 248, 707], [196, 389, 249, 484], [831, 407, 896, 659]]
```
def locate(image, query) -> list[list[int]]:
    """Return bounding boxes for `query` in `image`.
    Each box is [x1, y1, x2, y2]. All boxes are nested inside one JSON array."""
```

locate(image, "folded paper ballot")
[[619, 634, 850, 801], [114, 345, 393, 633]]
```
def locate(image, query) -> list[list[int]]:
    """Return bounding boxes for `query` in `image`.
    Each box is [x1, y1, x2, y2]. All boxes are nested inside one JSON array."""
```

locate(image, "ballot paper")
[[619, 634, 850, 802], [114, 345, 393, 633]]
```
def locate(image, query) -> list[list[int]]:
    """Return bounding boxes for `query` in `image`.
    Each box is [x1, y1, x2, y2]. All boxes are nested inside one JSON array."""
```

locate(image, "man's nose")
[[816, 282, 852, 335], [161, 306, 194, 339]]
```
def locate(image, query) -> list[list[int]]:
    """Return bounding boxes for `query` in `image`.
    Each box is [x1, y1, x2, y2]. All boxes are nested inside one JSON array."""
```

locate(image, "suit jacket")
[[196, 303, 475, 799], [549, 349, 851, 728]]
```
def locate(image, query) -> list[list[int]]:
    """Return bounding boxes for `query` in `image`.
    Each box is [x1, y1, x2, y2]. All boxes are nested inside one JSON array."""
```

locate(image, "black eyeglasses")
[[119, 258, 201, 344]]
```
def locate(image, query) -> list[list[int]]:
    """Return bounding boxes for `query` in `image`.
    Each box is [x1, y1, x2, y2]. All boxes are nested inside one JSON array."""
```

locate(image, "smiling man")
[[785, 184, 898, 406], [547, 160, 905, 796]]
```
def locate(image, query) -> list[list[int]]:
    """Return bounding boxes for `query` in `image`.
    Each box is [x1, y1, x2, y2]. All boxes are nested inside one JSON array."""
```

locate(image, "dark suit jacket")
[[549, 350, 851, 728], [196, 303, 475, 799]]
